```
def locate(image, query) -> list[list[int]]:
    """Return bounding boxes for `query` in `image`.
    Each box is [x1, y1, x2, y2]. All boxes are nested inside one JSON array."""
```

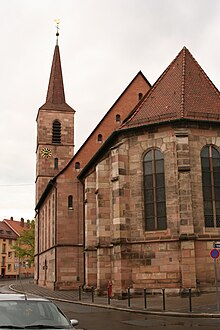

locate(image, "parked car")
[[0, 293, 79, 329]]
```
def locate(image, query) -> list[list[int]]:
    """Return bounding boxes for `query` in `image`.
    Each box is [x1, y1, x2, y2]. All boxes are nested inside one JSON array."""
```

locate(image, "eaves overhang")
[[35, 179, 56, 211], [78, 116, 220, 181], [77, 130, 119, 181]]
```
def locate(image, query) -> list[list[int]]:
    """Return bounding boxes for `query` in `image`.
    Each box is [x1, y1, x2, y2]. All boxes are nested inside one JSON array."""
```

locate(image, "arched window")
[[143, 148, 167, 231], [116, 114, 121, 123], [98, 134, 102, 143], [75, 162, 80, 170], [201, 145, 220, 227], [52, 120, 61, 144], [54, 158, 58, 169], [68, 195, 73, 209]]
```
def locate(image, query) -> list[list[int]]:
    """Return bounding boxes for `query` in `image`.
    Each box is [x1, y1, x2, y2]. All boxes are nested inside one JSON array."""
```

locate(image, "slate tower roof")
[[39, 45, 74, 112], [122, 47, 220, 129]]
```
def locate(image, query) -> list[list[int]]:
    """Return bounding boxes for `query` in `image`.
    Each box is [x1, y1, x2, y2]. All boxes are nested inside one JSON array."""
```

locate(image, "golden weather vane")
[[54, 19, 60, 45]]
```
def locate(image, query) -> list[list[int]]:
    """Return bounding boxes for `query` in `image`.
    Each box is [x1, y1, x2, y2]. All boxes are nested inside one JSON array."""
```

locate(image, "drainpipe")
[[35, 209, 39, 284], [82, 180, 86, 287], [53, 182, 58, 290]]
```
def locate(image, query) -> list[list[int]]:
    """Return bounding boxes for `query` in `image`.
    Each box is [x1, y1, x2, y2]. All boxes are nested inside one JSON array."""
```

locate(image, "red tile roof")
[[121, 47, 220, 129], [3, 219, 29, 236], [0, 222, 18, 239]]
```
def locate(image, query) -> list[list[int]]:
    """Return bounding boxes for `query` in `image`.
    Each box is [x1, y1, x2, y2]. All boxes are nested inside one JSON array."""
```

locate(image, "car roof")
[[0, 293, 50, 302]]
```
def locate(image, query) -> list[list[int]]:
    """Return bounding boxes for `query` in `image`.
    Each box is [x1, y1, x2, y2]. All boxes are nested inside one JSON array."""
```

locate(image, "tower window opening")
[[54, 158, 58, 169], [52, 120, 61, 144], [68, 195, 73, 209]]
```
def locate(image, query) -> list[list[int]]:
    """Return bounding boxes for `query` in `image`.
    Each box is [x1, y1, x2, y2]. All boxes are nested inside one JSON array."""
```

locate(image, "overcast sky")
[[0, 0, 219, 221]]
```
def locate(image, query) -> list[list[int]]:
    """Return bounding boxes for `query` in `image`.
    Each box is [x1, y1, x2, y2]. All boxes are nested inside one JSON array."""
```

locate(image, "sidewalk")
[[7, 279, 220, 318]]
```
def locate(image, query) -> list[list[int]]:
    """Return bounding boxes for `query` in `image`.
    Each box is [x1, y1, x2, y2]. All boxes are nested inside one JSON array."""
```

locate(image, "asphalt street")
[[2, 279, 220, 329]]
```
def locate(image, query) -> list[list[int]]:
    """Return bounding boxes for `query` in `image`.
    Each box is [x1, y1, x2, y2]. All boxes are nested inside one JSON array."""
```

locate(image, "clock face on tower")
[[41, 147, 52, 159]]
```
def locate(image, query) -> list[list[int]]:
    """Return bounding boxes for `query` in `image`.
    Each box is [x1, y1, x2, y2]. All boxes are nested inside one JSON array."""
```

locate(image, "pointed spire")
[[40, 41, 74, 112], [46, 45, 65, 104]]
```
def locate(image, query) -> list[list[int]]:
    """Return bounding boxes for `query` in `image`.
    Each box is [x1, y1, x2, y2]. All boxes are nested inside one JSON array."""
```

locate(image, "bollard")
[[78, 285, 81, 301], [128, 287, 131, 308], [162, 288, 166, 311], [91, 286, 94, 303], [144, 288, 147, 309], [107, 287, 111, 305], [189, 288, 192, 312]]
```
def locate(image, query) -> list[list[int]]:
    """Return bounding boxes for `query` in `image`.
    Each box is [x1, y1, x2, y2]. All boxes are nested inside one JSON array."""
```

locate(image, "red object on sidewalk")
[[108, 281, 112, 298]]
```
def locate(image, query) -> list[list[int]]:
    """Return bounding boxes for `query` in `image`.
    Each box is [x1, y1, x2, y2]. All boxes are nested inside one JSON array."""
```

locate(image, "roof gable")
[[0, 222, 18, 239], [122, 47, 220, 129]]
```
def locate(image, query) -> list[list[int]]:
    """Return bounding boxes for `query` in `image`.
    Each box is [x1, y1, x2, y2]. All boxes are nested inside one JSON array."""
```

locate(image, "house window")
[[116, 114, 121, 123], [7, 264, 11, 272], [143, 148, 167, 231], [54, 158, 58, 169], [8, 252, 12, 258], [201, 145, 220, 227], [68, 195, 73, 209], [2, 244, 6, 253], [98, 134, 102, 143], [2, 257, 5, 266], [75, 162, 80, 170], [52, 120, 61, 144]]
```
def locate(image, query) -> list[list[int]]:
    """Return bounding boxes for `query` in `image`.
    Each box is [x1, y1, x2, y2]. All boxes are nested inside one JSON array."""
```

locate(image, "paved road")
[[2, 279, 220, 329], [56, 300, 220, 330]]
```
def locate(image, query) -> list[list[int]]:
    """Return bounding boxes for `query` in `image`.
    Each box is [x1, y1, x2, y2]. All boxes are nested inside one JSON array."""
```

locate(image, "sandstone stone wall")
[[84, 123, 220, 295]]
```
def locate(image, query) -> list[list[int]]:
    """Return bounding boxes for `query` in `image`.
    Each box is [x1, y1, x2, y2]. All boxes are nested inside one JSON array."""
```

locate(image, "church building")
[[35, 38, 220, 296]]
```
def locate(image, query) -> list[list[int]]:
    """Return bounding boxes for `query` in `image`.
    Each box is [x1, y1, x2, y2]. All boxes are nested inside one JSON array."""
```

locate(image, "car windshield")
[[0, 300, 72, 328]]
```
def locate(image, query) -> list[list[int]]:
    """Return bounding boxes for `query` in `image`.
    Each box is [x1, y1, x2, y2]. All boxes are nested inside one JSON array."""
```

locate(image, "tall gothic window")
[[52, 120, 61, 144], [201, 145, 220, 227], [143, 148, 167, 231]]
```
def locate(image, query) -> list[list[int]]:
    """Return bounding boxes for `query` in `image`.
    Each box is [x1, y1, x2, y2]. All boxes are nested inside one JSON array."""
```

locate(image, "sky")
[[0, 0, 220, 221]]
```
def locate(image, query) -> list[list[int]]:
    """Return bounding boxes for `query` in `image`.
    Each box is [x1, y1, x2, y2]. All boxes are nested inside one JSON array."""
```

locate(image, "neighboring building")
[[4, 217, 34, 278], [35, 40, 220, 295], [0, 221, 18, 278]]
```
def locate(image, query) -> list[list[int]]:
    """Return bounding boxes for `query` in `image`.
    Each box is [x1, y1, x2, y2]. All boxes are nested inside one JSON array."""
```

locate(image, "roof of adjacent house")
[[0, 221, 18, 239], [3, 218, 29, 237], [121, 47, 220, 129]]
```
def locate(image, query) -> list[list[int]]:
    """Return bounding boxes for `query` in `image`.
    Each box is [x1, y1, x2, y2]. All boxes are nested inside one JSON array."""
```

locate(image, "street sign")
[[210, 249, 220, 259], [210, 248, 220, 311], [214, 243, 220, 249]]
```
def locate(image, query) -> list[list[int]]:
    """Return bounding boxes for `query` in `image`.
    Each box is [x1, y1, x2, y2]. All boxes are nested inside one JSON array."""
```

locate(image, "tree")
[[12, 220, 35, 266]]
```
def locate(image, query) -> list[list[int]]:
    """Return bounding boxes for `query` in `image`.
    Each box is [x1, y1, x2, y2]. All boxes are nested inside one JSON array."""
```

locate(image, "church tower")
[[36, 36, 75, 202]]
